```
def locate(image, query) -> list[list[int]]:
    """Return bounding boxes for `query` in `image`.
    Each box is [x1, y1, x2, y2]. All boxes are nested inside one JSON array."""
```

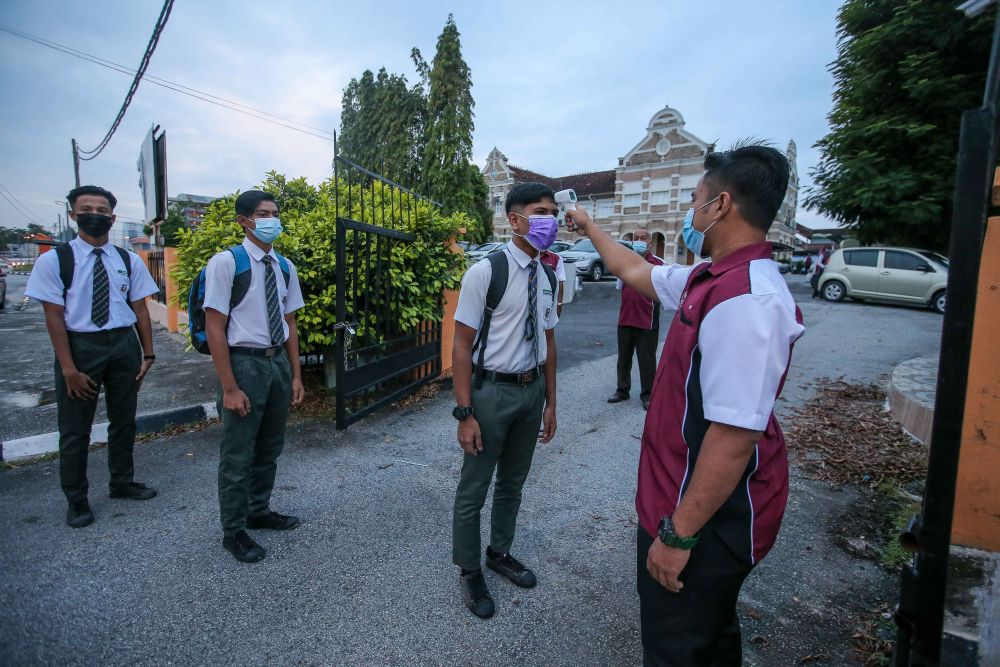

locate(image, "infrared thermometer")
[[555, 188, 577, 212]]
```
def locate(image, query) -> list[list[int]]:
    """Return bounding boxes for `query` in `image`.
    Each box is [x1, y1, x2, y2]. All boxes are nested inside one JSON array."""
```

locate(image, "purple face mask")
[[514, 214, 559, 251]]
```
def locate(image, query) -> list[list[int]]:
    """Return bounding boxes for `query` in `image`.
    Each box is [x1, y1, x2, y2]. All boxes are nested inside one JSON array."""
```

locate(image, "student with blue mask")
[[203, 190, 306, 563]]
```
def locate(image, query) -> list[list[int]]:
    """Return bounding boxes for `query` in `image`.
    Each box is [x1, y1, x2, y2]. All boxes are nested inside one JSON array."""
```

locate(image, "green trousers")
[[217, 352, 292, 536], [55, 327, 141, 504], [452, 375, 546, 571]]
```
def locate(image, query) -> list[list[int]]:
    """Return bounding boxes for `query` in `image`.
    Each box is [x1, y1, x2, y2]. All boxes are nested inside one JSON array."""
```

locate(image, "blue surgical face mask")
[[633, 241, 648, 256], [251, 216, 282, 244], [681, 196, 721, 257]]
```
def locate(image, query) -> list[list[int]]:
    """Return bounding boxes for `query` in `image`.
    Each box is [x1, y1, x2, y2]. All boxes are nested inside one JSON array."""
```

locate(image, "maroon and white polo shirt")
[[637, 242, 804, 564], [618, 254, 665, 330]]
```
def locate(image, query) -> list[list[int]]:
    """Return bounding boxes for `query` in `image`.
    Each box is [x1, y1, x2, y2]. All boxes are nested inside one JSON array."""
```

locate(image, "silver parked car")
[[560, 239, 634, 281], [819, 247, 948, 314], [465, 242, 505, 261]]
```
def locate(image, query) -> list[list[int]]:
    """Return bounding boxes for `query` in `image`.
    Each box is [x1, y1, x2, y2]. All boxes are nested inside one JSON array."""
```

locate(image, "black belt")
[[229, 346, 282, 357], [477, 366, 543, 385], [68, 326, 133, 337]]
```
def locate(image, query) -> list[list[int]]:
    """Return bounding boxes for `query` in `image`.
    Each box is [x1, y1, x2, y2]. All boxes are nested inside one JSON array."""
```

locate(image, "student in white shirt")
[[25, 185, 160, 528], [203, 190, 305, 563]]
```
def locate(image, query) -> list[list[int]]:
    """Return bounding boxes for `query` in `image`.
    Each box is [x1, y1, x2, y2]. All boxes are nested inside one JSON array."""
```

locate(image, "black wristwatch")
[[658, 516, 699, 550], [143, 354, 156, 361], [452, 405, 474, 421]]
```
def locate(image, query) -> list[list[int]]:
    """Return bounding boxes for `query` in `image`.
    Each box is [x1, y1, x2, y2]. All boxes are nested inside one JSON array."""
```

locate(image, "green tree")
[[420, 15, 491, 242], [339, 67, 427, 186], [805, 0, 994, 250], [159, 204, 186, 247]]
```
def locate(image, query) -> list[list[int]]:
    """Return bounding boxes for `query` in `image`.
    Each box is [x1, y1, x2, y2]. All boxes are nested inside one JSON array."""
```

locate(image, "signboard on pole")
[[137, 125, 168, 225]]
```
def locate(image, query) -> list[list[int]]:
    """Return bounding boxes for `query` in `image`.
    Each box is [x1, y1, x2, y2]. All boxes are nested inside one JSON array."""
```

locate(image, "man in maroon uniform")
[[567, 141, 803, 666], [608, 228, 663, 410]]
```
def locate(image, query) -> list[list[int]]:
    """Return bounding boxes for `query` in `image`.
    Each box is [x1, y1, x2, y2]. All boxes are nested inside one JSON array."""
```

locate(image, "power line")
[[0, 182, 53, 227], [0, 24, 337, 143]]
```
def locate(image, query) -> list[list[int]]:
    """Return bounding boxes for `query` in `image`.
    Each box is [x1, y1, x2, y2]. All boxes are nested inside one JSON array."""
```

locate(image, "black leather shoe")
[[109, 482, 157, 501], [460, 569, 495, 619], [486, 548, 537, 588], [246, 511, 301, 531], [222, 530, 266, 563], [66, 500, 94, 528], [607, 392, 629, 404]]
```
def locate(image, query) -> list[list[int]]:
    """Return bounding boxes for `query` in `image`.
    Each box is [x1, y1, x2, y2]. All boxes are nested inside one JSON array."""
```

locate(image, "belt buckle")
[[265, 347, 278, 357], [518, 370, 535, 385]]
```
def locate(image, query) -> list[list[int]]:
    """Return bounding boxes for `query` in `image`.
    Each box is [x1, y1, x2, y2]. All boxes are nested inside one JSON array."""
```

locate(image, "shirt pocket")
[[112, 272, 131, 301]]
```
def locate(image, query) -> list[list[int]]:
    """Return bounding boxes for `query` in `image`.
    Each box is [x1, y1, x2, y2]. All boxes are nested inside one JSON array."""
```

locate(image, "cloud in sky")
[[0, 0, 842, 230]]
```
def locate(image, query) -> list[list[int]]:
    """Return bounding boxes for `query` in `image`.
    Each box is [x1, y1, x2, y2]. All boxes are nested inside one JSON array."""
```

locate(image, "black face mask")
[[76, 213, 113, 237]]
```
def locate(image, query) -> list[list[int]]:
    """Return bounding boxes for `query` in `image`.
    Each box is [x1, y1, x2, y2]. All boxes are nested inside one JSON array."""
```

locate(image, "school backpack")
[[188, 244, 290, 354], [472, 250, 557, 388], [55, 242, 132, 298]]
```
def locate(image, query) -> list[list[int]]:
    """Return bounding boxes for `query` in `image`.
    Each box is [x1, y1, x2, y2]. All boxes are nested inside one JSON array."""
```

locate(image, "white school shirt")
[[454, 241, 559, 373], [202, 237, 305, 348], [25, 236, 159, 332]]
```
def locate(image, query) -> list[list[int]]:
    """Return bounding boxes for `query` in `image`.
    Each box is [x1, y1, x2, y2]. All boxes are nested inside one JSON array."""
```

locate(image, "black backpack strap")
[[56, 242, 74, 300], [541, 262, 556, 298], [473, 252, 509, 389], [113, 245, 132, 279]]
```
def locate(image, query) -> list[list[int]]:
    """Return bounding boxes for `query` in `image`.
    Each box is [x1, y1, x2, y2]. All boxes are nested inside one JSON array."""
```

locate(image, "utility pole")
[[71, 138, 80, 188]]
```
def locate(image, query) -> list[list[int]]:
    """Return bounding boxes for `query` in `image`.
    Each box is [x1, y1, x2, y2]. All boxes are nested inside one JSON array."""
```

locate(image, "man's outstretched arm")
[[565, 207, 656, 300]]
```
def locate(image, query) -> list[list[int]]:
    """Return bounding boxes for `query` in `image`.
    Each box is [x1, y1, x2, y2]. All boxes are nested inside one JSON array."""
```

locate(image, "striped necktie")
[[263, 256, 283, 346], [91, 248, 110, 327], [525, 260, 538, 369]]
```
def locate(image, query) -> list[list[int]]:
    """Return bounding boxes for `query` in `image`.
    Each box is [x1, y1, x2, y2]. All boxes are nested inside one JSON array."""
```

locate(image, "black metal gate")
[[333, 154, 442, 429]]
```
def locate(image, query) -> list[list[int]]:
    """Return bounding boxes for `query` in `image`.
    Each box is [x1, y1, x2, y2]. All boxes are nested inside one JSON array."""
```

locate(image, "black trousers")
[[617, 325, 658, 402], [55, 327, 141, 504], [637, 526, 754, 667]]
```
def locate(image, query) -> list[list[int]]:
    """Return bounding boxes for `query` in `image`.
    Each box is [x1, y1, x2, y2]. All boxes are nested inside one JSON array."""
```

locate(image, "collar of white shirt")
[[505, 240, 537, 269], [71, 235, 115, 256], [242, 237, 279, 264]]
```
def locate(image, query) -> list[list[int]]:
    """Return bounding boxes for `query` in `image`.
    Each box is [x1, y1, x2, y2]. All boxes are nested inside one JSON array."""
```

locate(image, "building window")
[[623, 193, 641, 208], [650, 191, 669, 205], [597, 201, 615, 218], [680, 188, 695, 203], [493, 198, 503, 215]]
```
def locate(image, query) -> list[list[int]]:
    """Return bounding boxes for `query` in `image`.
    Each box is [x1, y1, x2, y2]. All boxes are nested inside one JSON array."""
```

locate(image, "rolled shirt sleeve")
[[24, 251, 64, 306], [698, 293, 802, 431], [650, 264, 697, 311], [202, 252, 236, 315], [454, 259, 490, 330]]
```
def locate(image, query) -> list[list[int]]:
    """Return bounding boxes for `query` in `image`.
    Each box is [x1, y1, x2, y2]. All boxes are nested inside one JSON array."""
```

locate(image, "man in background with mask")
[[450, 182, 559, 619], [609, 227, 663, 410], [203, 190, 305, 563], [26, 185, 160, 528], [567, 142, 803, 665]]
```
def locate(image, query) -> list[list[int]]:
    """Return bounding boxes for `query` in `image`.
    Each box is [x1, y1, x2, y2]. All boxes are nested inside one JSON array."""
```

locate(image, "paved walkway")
[[0, 276, 945, 666]]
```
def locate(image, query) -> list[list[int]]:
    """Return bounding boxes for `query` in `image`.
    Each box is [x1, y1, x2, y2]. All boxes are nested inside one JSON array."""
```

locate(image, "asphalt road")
[[0, 271, 944, 666]]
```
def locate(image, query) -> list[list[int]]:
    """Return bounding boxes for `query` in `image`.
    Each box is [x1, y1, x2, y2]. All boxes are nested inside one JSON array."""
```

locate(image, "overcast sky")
[[0, 0, 842, 232]]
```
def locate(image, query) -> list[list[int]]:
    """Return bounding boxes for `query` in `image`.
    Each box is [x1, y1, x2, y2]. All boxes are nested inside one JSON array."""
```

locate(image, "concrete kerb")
[[0, 402, 219, 463]]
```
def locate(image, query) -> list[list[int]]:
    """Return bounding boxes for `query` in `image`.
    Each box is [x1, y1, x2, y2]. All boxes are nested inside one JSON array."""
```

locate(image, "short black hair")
[[505, 182, 555, 215], [235, 190, 278, 218], [702, 140, 790, 232], [67, 185, 117, 211]]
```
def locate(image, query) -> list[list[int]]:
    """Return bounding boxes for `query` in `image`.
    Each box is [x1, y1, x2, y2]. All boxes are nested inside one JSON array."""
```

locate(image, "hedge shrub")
[[172, 171, 469, 354]]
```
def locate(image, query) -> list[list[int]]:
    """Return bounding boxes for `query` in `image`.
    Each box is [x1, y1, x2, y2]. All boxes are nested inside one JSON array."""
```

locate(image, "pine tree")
[[421, 15, 491, 241], [805, 0, 993, 250]]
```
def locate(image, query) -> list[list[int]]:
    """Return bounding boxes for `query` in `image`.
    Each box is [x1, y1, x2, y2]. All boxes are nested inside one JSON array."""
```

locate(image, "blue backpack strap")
[[274, 252, 292, 287], [228, 245, 252, 310]]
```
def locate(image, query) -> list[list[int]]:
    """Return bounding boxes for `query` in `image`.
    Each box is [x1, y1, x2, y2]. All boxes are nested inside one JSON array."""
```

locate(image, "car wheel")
[[822, 280, 846, 302], [932, 290, 946, 314], [590, 264, 603, 281]]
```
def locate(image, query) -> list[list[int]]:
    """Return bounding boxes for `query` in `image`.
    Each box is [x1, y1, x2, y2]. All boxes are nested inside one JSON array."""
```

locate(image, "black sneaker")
[[486, 547, 537, 588], [222, 530, 266, 563], [66, 500, 94, 528], [460, 569, 495, 619], [246, 511, 300, 531], [109, 482, 157, 501]]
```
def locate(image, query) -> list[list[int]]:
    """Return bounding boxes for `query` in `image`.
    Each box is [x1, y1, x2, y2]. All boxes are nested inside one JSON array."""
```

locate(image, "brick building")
[[483, 105, 799, 264]]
